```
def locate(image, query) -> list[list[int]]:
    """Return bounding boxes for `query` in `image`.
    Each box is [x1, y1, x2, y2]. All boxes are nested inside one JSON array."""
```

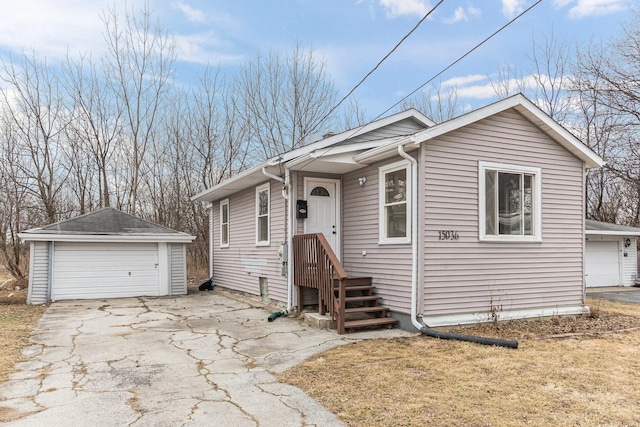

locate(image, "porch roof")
[[191, 109, 433, 203]]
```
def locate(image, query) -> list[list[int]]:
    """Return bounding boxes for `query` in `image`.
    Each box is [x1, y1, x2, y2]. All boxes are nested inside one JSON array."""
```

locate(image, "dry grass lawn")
[[280, 297, 640, 427], [0, 269, 47, 384]]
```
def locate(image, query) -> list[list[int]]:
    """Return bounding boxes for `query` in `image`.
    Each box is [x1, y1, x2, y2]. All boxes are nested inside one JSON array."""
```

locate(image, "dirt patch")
[[280, 297, 640, 427], [445, 297, 640, 340]]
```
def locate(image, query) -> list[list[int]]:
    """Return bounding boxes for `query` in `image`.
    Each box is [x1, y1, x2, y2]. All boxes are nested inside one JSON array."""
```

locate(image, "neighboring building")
[[19, 208, 196, 304], [585, 220, 640, 287], [192, 94, 604, 330]]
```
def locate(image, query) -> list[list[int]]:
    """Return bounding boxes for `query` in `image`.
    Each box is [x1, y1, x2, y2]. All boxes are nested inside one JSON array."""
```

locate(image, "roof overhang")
[[585, 220, 640, 236], [18, 233, 196, 243], [411, 94, 605, 169], [191, 162, 280, 203]]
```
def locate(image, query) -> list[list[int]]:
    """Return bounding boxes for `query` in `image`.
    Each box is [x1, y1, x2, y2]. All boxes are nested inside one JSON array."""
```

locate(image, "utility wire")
[[375, 0, 542, 120], [308, 0, 446, 137], [292, 0, 541, 173]]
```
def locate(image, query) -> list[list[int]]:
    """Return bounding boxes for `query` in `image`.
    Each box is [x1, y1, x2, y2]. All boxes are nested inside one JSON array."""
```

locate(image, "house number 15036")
[[438, 231, 459, 240]]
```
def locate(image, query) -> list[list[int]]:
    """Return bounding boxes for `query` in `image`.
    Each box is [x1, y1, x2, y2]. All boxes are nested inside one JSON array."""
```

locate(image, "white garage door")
[[585, 240, 620, 287], [52, 242, 160, 300]]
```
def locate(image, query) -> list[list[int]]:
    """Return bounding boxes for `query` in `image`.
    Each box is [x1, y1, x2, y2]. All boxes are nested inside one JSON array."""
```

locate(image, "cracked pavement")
[[0, 289, 410, 426]]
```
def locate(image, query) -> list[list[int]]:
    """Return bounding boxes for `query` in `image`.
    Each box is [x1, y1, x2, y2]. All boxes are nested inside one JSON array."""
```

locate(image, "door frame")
[[303, 177, 341, 260]]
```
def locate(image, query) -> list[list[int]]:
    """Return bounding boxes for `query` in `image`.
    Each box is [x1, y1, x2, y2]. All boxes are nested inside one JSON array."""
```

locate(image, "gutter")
[[397, 144, 518, 349]]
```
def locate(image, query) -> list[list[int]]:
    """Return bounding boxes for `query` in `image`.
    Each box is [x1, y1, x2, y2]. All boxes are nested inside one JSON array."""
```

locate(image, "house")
[[19, 208, 196, 304], [192, 94, 604, 332], [585, 220, 640, 287]]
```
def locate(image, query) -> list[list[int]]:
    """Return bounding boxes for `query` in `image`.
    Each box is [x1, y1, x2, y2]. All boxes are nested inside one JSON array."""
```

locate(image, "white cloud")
[[501, 0, 526, 18], [0, 0, 146, 60], [172, 1, 206, 24], [174, 33, 244, 65], [442, 6, 482, 24], [552, 0, 627, 19], [379, 0, 431, 18], [441, 74, 488, 88]]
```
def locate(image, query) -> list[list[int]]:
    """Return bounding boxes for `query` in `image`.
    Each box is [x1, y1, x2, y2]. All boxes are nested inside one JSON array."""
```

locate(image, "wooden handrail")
[[293, 233, 346, 318]]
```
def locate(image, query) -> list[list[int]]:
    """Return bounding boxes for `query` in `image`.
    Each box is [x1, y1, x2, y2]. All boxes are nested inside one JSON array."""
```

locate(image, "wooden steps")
[[333, 276, 398, 334]]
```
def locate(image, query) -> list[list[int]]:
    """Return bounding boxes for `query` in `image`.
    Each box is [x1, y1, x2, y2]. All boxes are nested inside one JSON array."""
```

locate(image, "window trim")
[[255, 183, 270, 246], [219, 198, 229, 248], [478, 161, 542, 242], [379, 160, 411, 245]]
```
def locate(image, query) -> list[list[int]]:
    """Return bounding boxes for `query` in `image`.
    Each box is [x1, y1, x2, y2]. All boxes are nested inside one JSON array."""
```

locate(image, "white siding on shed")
[[169, 243, 187, 295], [27, 241, 50, 304], [623, 237, 638, 286], [52, 242, 159, 300]]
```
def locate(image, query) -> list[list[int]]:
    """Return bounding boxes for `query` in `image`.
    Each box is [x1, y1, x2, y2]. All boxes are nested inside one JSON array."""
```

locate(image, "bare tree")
[[399, 82, 462, 122], [0, 52, 71, 223], [63, 53, 124, 209], [100, 3, 176, 214], [237, 43, 338, 161], [572, 9, 640, 225]]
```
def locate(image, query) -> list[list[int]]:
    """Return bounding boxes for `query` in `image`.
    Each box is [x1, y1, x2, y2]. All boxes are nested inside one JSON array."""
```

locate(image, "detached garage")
[[19, 208, 196, 304], [585, 220, 640, 288]]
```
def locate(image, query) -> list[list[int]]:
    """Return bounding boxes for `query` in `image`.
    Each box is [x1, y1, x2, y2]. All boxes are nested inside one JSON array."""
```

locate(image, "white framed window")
[[479, 161, 542, 242], [379, 160, 411, 244], [256, 183, 270, 246], [220, 199, 229, 248]]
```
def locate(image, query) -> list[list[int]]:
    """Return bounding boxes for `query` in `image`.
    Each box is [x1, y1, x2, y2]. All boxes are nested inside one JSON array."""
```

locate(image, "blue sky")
[[0, 0, 634, 119]]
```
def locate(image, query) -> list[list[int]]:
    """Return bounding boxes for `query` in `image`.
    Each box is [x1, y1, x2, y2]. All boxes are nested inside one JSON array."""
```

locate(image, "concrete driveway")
[[0, 290, 410, 426], [587, 286, 640, 304]]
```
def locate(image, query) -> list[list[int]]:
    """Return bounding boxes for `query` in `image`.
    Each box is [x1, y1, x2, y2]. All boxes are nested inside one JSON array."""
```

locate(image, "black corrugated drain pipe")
[[419, 326, 518, 349]]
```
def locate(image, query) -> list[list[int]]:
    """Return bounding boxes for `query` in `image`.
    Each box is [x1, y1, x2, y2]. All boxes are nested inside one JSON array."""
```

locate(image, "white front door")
[[304, 178, 340, 258]]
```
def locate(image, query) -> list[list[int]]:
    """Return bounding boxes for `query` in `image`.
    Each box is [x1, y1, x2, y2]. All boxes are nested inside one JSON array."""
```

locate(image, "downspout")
[[397, 145, 421, 330], [262, 166, 294, 312], [397, 144, 518, 349]]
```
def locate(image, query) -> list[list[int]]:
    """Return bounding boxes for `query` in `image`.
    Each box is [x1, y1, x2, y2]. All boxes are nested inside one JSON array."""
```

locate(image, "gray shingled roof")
[[586, 219, 640, 235], [22, 208, 188, 236]]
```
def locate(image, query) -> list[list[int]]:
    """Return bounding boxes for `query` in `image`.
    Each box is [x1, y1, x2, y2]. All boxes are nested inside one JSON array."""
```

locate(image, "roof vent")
[[323, 131, 335, 139]]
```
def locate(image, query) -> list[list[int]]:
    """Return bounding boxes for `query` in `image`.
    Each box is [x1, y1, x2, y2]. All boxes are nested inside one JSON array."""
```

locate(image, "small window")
[[220, 199, 229, 248], [379, 161, 411, 244], [256, 183, 270, 246], [479, 161, 541, 242], [310, 186, 330, 197]]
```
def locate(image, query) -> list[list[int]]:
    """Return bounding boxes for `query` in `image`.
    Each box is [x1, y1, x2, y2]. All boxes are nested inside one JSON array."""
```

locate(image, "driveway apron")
[[0, 291, 409, 426]]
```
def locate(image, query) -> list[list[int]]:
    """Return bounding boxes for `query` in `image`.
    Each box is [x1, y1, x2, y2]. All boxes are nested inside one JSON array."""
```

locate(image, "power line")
[[375, 0, 542, 120], [292, 0, 542, 173], [309, 0, 446, 136]]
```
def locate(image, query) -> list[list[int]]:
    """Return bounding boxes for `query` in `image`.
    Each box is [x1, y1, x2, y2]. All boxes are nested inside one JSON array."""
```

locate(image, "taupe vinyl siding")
[[422, 110, 585, 319], [342, 155, 415, 314], [28, 241, 50, 304], [169, 243, 187, 295], [212, 180, 287, 303]]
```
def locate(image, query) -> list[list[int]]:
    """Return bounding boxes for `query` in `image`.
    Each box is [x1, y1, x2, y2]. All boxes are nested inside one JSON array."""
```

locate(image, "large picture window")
[[379, 161, 411, 244], [220, 199, 229, 248], [256, 183, 270, 245], [479, 162, 541, 242]]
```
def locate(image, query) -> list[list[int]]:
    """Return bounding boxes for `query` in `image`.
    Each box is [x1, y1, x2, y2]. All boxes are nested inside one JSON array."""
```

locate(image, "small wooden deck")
[[293, 233, 397, 334]]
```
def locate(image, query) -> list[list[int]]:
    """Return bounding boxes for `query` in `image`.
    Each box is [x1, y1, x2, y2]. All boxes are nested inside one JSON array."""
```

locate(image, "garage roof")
[[19, 208, 196, 243], [586, 219, 640, 236]]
